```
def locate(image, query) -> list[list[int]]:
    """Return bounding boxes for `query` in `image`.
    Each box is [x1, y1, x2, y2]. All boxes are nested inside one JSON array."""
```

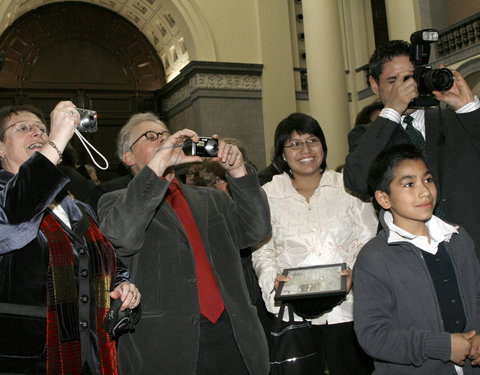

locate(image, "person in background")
[[77, 163, 101, 185], [253, 112, 378, 375], [0, 101, 140, 374], [257, 146, 281, 186], [354, 100, 384, 127], [336, 101, 385, 178], [185, 162, 206, 186], [89, 163, 132, 213], [354, 144, 480, 374], [98, 112, 271, 375], [57, 143, 96, 203]]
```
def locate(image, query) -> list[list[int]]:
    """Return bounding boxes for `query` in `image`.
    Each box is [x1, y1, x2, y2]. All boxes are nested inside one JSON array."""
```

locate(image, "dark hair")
[[61, 143, 79, 167], [0, 104, 47, 141], [368, 40, 411, 83], [368, 143, 427, 201], [354, 101, 384, 126], [273, 113, 327, 178]]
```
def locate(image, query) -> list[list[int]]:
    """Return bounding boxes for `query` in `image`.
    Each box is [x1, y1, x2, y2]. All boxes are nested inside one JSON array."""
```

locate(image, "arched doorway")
[[0, 2, 166, 179]]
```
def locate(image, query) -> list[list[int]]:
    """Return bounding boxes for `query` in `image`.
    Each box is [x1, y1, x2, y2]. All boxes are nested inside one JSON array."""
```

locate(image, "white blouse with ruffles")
[[253, 170, 378, 325]]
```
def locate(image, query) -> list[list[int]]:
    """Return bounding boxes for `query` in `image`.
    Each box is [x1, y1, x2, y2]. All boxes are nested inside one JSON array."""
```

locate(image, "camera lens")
[[423, 68, 454, 92], [76, 108, 98, 132], [204, 139, 218, 157]]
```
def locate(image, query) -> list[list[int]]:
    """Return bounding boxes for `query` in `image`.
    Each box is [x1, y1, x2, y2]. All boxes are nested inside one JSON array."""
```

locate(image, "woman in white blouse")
[[252, 113, 378, 375]]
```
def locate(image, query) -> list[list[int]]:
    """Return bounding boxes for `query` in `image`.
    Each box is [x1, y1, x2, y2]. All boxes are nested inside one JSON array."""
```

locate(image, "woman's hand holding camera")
[[40, 101, 80, 165]]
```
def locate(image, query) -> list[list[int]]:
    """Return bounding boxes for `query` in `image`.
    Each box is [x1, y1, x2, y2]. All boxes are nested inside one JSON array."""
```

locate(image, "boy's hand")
[[468, 334, 480, 365], [451, 331, 475, 365]]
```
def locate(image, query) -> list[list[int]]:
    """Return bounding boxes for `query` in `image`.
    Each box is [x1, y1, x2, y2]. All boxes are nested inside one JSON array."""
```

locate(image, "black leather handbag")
[[269, 304, 322, 375], [104, 298, 141, 339]]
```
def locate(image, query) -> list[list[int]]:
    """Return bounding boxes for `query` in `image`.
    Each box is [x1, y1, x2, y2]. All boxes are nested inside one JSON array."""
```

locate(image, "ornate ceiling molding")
[[0, 0, 216, 82]]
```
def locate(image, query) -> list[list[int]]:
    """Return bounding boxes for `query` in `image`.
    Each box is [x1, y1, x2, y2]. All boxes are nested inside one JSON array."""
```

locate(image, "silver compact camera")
[[182, 137, 218, 157], [76, 108, 98, 132]]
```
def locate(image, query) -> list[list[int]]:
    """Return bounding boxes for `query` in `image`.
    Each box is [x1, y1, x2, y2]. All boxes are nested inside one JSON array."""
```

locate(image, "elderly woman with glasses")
[[252, 112, 378, 375], [0, 101, 140, 375]]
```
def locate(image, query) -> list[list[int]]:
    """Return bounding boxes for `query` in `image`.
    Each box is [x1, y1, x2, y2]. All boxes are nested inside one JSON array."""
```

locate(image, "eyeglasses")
[[5, 120, 48, 136], [129, 130, 170, 150], [284, 138, 321, 151]]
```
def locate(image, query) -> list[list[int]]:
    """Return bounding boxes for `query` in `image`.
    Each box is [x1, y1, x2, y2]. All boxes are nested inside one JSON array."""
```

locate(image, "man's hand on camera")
[[148, 128, 202, 177], [384, 70, 418, 115], [213, 135, 247, 178], [433, 69, 474, 111]]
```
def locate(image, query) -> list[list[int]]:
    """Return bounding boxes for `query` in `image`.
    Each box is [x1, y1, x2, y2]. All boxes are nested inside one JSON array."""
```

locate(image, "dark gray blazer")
[[98, 165, 271, 375], [344, 106, 480, 257]]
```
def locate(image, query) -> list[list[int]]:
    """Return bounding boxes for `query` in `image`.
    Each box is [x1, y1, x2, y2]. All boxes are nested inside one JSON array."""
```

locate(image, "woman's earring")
[[0, 154, 5, 160]]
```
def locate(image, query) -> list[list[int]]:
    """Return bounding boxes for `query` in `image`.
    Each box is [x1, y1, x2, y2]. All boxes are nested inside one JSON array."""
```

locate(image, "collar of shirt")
[[401, 110, 425, 138], [49, 201, 72, 229], [266, 170, 340, 200], [380, 108, 426, 138], [384, 210, 458, 254]]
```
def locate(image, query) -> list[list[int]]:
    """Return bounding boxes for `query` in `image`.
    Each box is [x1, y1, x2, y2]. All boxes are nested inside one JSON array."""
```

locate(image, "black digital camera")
[[182, 137, 218, 157], [76, 108, 98, 132], [408, 29, 454, 108]]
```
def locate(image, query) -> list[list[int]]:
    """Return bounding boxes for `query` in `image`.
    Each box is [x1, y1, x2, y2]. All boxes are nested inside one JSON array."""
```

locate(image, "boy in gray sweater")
[[353, 144, 480, 374]]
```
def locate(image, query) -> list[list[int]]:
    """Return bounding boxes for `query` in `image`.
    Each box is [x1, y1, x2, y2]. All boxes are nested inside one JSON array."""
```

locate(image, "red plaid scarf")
[[40, 211, 118, 375]]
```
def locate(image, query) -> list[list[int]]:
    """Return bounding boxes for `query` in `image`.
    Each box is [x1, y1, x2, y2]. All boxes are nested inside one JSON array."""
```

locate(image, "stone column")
[[302, 0, 350, 169]]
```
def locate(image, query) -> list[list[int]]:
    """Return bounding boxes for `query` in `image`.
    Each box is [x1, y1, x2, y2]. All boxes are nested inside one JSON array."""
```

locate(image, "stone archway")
[[0, 2, 172, 179], [0, 2, 165, 91], [0, 0, 217, 82], [457, 57, 480, 97]]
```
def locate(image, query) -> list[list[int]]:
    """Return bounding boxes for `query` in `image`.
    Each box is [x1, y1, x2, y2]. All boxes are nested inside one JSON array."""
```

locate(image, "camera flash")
[[422, 31, 438, 42]]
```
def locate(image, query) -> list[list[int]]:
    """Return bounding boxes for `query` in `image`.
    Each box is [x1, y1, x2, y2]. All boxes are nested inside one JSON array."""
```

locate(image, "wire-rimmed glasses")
[[4, 120, 48, 136]]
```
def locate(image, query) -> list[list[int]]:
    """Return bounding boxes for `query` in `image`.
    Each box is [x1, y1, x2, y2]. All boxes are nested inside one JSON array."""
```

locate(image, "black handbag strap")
[[278, 303, 307, 323]]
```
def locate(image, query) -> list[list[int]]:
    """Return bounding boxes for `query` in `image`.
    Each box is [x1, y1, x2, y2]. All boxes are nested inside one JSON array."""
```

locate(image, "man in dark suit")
[[98, 113, 271, 375], [343, 40, 480, 257]]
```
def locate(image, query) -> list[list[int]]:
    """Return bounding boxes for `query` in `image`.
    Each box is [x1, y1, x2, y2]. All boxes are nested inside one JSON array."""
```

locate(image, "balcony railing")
[[436, 12, 480, 57]]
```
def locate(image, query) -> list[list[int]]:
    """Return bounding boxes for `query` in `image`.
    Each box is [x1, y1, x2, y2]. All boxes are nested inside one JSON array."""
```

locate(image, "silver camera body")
[[183, 137, 218, 157], [76, 108, 98, 132]]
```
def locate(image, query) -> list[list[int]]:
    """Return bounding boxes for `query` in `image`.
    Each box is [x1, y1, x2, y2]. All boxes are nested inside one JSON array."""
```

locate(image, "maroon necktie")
[[166, 180, 225, 323]]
